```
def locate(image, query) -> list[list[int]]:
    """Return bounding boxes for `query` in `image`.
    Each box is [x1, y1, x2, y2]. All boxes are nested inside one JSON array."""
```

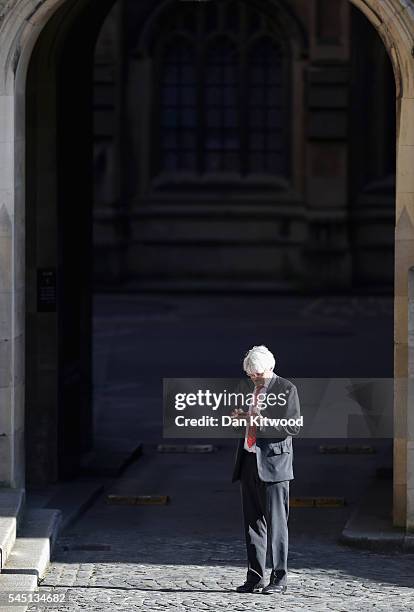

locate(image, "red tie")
[[247, 385, 265, 448]]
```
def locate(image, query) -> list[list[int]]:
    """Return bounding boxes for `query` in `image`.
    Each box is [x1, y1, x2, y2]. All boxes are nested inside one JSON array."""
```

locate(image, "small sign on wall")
[[37, 268, 57, 312]]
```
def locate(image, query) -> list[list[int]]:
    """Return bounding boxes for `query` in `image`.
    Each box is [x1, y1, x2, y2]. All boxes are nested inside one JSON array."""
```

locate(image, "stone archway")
[[0, 0, 413, 529]]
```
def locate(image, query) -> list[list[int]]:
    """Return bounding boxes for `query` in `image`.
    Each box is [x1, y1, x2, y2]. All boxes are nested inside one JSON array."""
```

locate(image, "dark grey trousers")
[[239, 448, 289, 586]]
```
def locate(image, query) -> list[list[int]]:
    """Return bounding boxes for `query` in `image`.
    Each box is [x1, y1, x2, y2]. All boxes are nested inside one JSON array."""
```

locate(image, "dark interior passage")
[[24, 0, 395, 493]]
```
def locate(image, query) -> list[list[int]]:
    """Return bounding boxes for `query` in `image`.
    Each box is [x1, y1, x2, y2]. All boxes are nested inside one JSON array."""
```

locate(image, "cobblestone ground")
[[26, 295, 408, 612], [30, 532, 414, 612]]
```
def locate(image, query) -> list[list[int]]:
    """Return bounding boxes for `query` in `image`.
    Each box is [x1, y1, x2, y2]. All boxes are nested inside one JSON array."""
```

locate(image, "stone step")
[[0, 488, 26, 570], [26, 480, 104, 532], [2, 508, 61, 581], [0, 573, 38, 612], [340, 480, 414, 552]]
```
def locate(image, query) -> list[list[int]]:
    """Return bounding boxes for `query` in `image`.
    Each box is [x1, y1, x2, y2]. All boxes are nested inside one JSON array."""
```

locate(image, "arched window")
[[204, 39, 240, 172], [247, 38, 286, 175], [152, 1, 290, 182], [159, 38, 197, 172]]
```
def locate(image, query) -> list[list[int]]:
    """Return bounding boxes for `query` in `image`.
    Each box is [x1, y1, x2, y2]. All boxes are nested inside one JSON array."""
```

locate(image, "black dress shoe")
[[262, 582, 287, 594], [236, 580, 265, 593]]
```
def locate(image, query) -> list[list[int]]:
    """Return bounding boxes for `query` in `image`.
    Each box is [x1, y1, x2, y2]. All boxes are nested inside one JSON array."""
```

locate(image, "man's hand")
[[230, 408, 246, 421]]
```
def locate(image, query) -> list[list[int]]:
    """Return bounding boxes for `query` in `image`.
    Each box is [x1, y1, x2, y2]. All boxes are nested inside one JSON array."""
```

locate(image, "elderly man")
[[231, 345, 300, 595]]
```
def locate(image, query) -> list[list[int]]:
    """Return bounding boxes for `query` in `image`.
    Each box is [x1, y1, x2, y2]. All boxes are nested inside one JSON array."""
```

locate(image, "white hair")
[[243, 345, 275, 374]]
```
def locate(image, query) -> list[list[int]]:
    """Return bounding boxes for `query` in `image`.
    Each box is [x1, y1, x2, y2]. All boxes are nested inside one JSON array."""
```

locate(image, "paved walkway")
[[30, 294, 414, 611], [34, 533, 414, 611], [32, 442, 414, 612]]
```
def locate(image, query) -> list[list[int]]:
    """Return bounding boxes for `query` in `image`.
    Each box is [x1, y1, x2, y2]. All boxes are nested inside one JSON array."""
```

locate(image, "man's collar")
[[265, 372, 278, 391], [252, 371, 278, 391]]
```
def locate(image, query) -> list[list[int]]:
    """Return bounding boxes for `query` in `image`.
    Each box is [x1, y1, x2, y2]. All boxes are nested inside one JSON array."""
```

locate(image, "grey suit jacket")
[[231, 372, 301, 483]]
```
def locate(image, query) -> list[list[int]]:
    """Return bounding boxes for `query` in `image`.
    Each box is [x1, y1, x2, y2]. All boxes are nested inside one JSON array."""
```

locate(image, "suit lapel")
[[266, 371, 278, 393], [244, 372, 278, 393]]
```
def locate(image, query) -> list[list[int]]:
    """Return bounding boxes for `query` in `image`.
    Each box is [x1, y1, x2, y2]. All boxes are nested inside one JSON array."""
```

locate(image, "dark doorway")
[[24, 0, 395, 490]]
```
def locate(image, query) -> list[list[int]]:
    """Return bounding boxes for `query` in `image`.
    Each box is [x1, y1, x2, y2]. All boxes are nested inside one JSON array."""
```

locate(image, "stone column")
[[394, 97, 414, 531], [0, 90, 25, 488], [407, 264, 414, 531], [397, 97, 414, 530]]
